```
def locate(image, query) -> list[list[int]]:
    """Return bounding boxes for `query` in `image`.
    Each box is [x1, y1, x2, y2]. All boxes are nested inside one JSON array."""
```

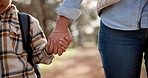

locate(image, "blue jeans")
[[98, 22, 148, 78]]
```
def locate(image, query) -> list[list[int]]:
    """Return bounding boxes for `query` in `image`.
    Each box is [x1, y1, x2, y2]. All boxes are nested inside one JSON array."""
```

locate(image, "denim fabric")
[[98, 22, 148, 78]]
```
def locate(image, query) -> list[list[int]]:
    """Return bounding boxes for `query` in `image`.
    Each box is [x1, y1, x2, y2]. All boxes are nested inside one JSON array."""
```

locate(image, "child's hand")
[[57, 37, 70, 56]]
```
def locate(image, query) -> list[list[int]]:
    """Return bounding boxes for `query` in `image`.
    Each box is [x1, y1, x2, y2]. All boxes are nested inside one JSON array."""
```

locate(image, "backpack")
[[18, 13, 41, 78]]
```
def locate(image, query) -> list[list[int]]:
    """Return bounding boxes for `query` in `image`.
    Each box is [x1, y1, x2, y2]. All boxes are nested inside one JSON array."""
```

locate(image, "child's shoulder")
[[22, 13, 39, 25], [18, 13, 39, 23], [27, 14, 39, 23], [25, 14, 41, 29]]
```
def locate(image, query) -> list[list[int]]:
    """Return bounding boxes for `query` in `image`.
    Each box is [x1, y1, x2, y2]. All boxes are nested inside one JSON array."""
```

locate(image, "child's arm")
[[29, 15, 54, 64]]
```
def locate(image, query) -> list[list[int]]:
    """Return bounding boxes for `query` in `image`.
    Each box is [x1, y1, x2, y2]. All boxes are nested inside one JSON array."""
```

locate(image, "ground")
[[41, 47, 147, 78]]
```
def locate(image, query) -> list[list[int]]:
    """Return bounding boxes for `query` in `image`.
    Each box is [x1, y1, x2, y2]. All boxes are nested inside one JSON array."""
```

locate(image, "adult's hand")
[[47, 16, 72, 56]]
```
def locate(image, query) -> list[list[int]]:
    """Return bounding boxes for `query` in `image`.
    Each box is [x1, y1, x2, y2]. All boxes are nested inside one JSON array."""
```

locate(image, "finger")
[[53, 41, 58, 54], [46, 39, 51, 52], [58, 45, 66, 56], [58, 49, 64, 56], [46, 44, 50, 53], [60, 38, 69, 46], [59, 41, 68, 49], [57, 45, 63, 56], [46, 39, 50, 48], [49, 40, 54, 52], [58, 52, 63, 56], [61, 47, 66, 52], [64, 37, 72, 45]]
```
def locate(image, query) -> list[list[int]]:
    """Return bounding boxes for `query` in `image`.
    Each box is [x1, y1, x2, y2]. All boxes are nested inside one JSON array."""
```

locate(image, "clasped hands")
[[46, 16, 72, 56], [46, 30, 72, 56]]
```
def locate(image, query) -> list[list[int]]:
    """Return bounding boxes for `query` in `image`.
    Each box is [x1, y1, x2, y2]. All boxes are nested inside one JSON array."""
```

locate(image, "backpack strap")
[[18, 13, 30, 51], [18, 13, 41, 78]]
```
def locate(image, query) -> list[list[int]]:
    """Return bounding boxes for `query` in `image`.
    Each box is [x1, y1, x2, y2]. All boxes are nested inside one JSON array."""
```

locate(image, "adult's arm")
[[47, 0, 83, 56]]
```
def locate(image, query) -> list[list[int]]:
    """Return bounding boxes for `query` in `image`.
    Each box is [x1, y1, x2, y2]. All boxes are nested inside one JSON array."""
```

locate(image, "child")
[[0, 0, 68, 78]]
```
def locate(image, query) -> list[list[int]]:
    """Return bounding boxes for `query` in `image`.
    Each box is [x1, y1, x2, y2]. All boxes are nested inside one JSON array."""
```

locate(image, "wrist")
[[59, 15, 70, 21], [45, 48, 53, 55], [52, 29, 70, 33], [45, 45, 53, 55], [54, 15, 70, 32]]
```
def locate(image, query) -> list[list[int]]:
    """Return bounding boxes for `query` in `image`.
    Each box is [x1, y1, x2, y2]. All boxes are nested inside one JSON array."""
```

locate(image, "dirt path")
[[41, 47, 105, 78], [41, 47, 147, 78]]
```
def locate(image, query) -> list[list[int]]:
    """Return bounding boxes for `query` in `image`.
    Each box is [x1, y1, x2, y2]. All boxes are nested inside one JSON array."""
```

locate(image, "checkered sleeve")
[[29, 15, 54, 64]]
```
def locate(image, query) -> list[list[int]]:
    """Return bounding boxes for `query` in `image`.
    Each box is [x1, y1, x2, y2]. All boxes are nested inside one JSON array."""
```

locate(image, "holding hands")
[[46, 16, 72, 56]]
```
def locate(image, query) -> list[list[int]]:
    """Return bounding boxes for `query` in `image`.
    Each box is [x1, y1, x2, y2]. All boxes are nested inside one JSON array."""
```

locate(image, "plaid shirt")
[[0, 5, 54, 78]]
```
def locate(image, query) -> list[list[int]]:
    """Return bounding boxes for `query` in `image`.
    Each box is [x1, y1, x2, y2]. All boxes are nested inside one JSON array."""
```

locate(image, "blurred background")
[[12, 0, 147, 78]]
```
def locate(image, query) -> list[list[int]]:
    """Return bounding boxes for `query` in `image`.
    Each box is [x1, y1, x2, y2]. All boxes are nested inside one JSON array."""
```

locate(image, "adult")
[[47, 0, 148, 78]]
